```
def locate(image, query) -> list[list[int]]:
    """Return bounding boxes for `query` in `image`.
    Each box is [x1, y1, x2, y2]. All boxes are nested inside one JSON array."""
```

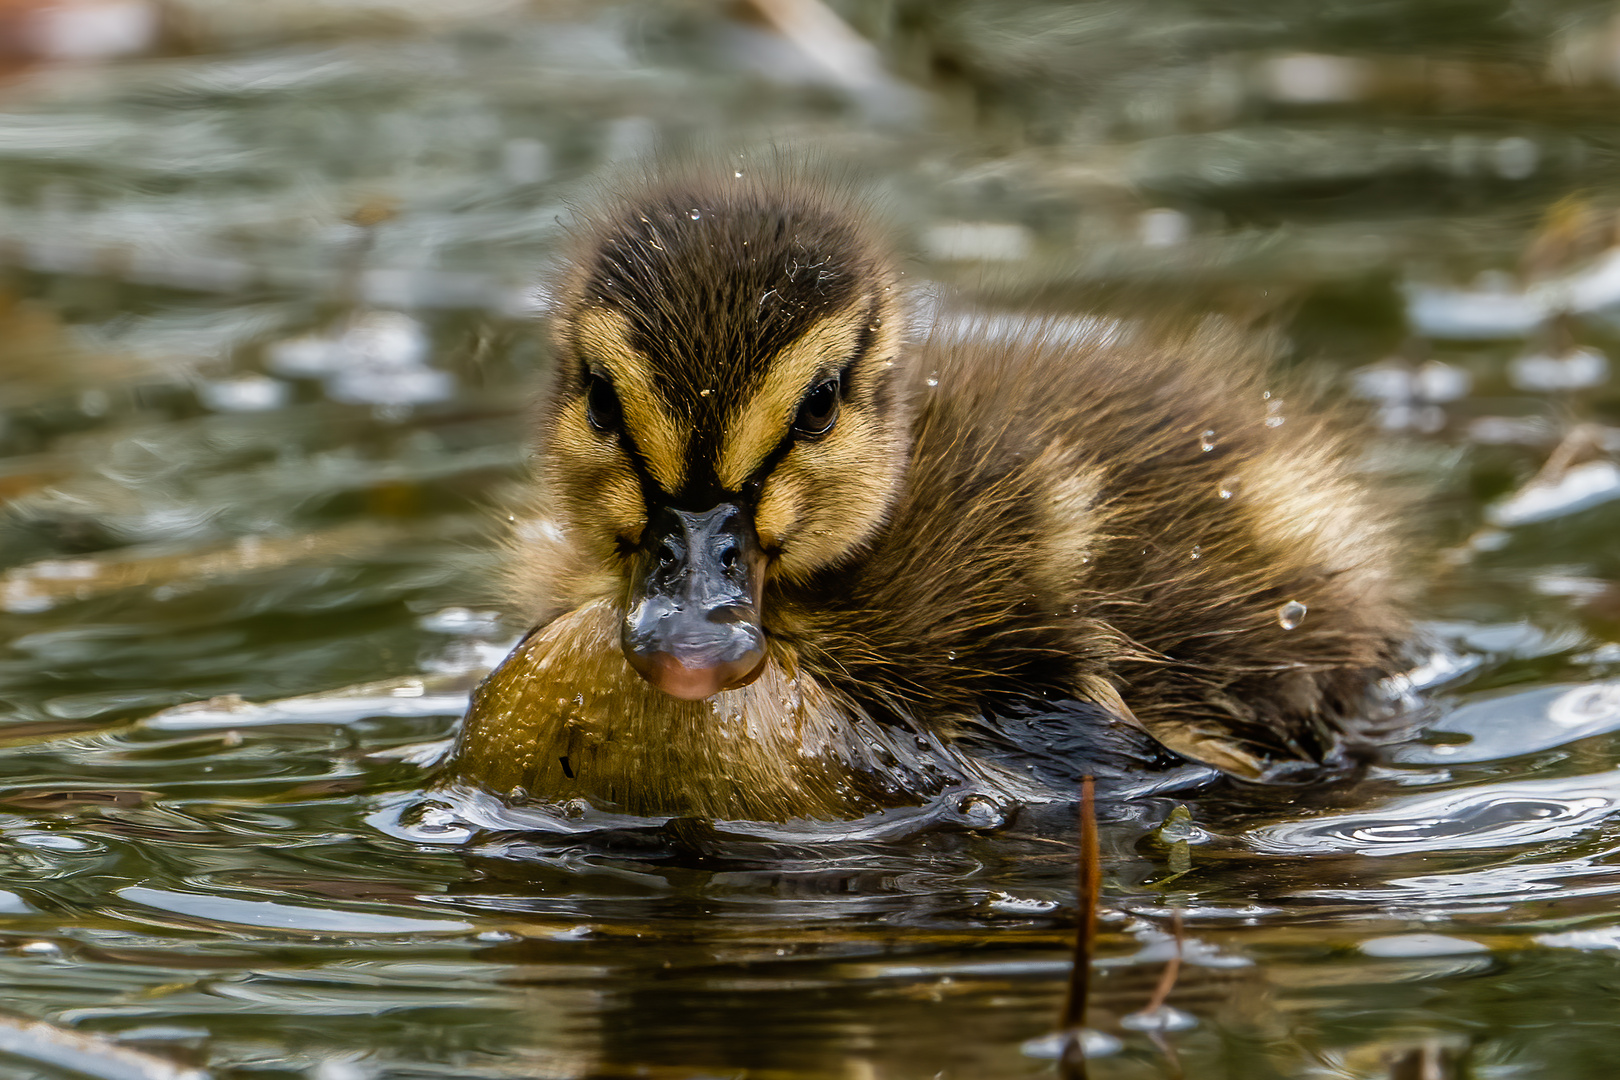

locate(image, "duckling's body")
[[444, 170, 1409, 821]]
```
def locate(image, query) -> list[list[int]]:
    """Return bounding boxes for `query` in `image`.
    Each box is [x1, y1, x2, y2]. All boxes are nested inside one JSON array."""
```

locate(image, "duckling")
[[442, 168, 1411, 822]]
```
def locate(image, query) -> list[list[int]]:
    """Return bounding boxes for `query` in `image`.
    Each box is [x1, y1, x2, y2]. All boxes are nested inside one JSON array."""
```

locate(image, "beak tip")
[[625, 646, 767, 700]]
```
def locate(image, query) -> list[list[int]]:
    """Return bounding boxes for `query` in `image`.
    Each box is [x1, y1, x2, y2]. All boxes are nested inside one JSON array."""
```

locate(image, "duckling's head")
[[535, 174, 906, 701]]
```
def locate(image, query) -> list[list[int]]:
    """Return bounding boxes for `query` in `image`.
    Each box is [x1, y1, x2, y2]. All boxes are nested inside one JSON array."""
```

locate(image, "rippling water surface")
[[6, 1, 1620, 1077]]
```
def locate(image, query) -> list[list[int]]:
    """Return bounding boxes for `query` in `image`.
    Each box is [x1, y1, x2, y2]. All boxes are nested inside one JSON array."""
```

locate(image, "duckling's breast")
[[443, 601, 966, 820]]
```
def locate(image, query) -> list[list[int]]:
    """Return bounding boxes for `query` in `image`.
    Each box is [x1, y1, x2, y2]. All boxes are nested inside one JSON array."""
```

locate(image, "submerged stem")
[[1059, 776, 1100, 1077]]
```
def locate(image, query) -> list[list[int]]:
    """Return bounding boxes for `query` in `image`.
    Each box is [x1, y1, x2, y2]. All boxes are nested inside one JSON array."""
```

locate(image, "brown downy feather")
[[778, 316, 1410, 778], [447, 168, 1412, 819]]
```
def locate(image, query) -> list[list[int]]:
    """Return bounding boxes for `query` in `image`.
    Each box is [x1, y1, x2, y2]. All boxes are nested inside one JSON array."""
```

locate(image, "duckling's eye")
[[793, 377, 840, 438], [584, 372, 621, 433]]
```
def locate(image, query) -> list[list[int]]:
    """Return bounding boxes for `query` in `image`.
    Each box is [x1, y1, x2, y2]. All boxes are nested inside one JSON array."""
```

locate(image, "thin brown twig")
[[1142, 910, 1187, 1080], [1147, 1028, 1185, 1080], [1059, 776, 1100, 1077], [1144, 909, 1184, 1014]]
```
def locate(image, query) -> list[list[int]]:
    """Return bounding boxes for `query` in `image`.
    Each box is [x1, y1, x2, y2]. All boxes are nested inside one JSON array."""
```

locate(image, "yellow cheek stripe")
[[551, 398, 618, 465], [754, 471, 804, 551], [715, 304, 870, 491], [573, 307, 687, 493], [595, 474, 648, 542]]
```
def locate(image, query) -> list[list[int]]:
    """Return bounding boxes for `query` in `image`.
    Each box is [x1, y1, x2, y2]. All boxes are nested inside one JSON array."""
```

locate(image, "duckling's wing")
[[808, 313, 1412, 781], [951, 698, 1221, 798]]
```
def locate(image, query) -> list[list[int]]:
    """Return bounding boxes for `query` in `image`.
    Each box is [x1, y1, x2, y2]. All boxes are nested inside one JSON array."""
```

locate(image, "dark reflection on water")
[[5, 0, 1620, 1077]]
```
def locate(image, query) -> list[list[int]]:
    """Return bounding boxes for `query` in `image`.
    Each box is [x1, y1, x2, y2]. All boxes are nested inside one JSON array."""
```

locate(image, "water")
[[4, 1, 1620, 1077]]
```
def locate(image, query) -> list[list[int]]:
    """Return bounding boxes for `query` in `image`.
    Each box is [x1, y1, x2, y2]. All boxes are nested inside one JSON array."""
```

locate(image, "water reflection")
[[1249, 770, 1620, 856], [1393, 678, 1620, 764]]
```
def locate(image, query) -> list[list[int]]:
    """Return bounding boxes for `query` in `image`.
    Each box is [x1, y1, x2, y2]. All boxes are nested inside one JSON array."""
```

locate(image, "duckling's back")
[[780, 314, 1410, 780]]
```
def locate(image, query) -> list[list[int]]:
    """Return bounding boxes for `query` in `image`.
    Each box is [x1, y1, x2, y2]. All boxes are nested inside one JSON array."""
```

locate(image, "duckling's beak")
[[621, 502, 769, 700]]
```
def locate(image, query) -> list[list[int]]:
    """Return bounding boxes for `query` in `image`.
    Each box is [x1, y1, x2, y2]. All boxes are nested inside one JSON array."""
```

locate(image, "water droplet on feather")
[[1278, 600, 1307, 629]]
